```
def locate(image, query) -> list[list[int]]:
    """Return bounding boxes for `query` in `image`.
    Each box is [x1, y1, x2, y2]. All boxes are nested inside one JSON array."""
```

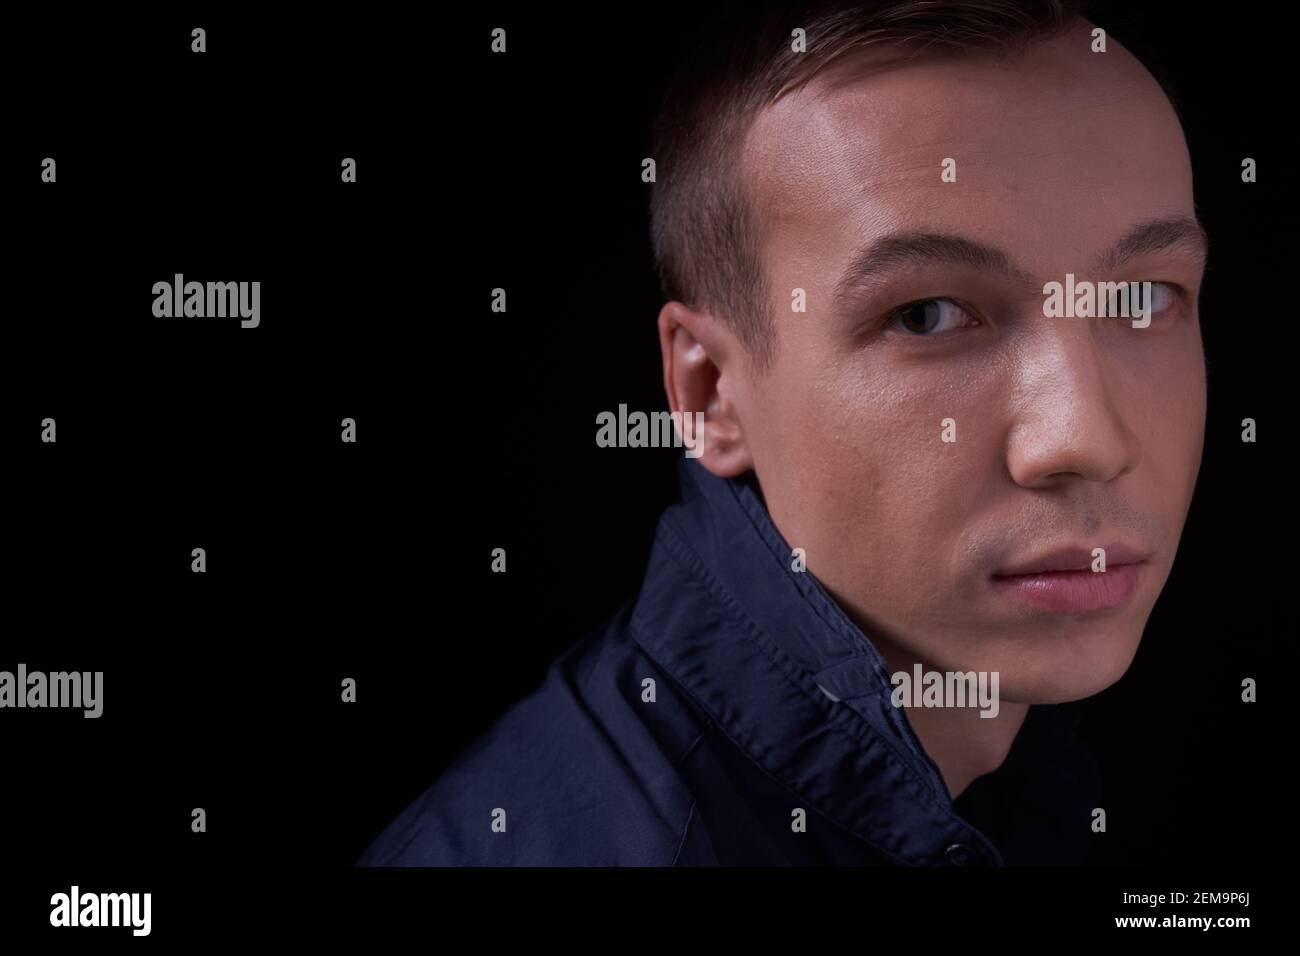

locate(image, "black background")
[[3, 1, 1291, 941]]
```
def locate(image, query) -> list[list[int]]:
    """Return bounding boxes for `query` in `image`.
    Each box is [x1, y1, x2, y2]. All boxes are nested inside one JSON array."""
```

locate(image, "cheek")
[[769, 370, 982, 572], [1122, 334, 1208, 494]]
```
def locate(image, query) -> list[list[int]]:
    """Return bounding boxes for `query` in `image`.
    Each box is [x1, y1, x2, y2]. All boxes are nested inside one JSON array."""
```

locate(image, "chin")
[[997, 627, 1146, 704]]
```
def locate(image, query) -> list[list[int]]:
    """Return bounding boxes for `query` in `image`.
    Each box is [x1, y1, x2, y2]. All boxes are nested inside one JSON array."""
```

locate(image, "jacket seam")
[[670, 800, 698, 866], [673, 727, 708, 772]]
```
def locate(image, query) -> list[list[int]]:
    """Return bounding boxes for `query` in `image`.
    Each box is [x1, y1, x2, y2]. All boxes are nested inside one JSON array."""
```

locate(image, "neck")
[[872, 640, 1027, 800], [899, 695, 1028, 800]]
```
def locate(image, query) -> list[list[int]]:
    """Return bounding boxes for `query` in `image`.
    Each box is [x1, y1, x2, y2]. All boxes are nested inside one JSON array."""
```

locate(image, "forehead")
[[741, 24, 1193, 274]]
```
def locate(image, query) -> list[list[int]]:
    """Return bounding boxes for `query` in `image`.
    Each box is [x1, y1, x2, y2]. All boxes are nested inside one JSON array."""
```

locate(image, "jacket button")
[[944, 843, 977, 866]]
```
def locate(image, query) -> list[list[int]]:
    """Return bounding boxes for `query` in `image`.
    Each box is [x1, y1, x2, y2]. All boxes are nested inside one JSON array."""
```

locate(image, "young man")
[[359, 0, 1206, 865]]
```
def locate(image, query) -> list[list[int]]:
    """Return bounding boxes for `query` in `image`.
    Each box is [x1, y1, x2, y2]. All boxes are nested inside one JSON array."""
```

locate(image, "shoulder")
[[357, 612, 705, 866]]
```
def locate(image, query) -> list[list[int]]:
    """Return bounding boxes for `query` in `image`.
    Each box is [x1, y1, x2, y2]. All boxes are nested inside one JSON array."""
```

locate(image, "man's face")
[[734, 23, 1206, 703]]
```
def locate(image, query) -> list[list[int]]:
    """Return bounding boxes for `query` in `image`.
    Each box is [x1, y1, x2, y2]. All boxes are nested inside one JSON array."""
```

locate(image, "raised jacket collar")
[[630, 458, 1008, 865]]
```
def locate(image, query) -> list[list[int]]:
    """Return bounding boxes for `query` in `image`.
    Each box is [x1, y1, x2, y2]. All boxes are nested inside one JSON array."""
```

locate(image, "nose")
[[1005, 323, 1142, 489]]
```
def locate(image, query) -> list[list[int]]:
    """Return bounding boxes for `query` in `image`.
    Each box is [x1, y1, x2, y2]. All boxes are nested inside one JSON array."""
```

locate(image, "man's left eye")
[[1147, 281, 1177, 314], [888, 298, 973, 335]]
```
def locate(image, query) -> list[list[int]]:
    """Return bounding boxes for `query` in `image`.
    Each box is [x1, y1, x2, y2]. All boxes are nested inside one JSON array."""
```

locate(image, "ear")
[[657, 300, 755, 477]]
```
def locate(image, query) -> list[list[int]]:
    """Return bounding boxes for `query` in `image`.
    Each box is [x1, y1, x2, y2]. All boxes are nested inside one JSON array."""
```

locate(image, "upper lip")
[[992, 543, 1151, 577]]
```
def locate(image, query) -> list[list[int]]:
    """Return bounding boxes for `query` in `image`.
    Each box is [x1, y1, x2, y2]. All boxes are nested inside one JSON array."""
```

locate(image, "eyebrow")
[[1096, 216, 1209, 274], [832, 216, 1210, 307]]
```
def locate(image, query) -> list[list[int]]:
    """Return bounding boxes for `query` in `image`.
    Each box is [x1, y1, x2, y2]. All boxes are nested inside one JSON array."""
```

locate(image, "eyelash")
[[884, 298, 980, 337]]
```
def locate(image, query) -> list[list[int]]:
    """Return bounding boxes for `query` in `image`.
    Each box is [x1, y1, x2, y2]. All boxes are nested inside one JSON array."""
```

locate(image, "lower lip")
[[989, 562, 1145, 613]]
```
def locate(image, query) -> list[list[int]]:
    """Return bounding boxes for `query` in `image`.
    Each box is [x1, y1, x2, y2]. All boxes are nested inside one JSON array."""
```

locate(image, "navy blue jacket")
[[358, 460, 1102, 866]]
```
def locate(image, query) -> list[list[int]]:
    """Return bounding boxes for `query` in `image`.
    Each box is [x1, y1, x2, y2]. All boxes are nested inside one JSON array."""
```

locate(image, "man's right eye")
[[887, 298, 976, 335]]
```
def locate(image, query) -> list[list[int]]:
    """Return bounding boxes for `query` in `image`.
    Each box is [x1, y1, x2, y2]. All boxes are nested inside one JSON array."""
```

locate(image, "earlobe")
[[657, 301, 754, 478]]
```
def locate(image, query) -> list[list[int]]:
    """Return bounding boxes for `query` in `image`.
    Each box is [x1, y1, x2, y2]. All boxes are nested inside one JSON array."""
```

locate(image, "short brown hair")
[[648, 0, 1088, 370]]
